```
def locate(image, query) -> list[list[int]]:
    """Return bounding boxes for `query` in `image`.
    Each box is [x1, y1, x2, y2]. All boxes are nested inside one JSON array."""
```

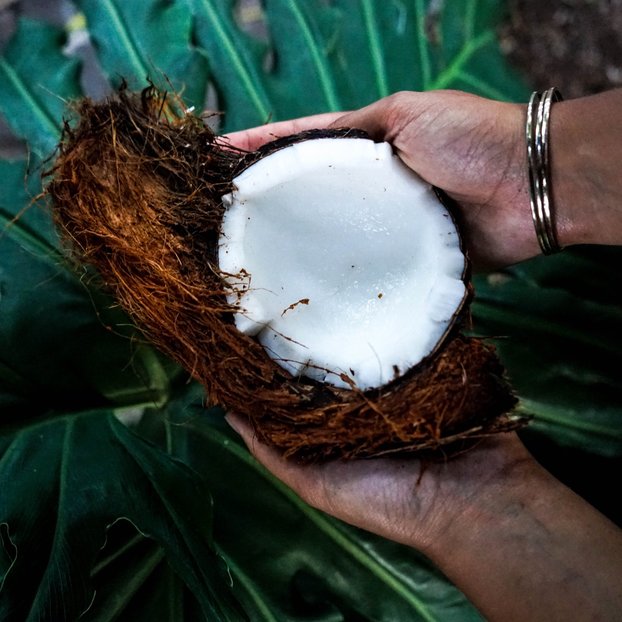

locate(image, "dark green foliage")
[[0, 1, 620, 619]]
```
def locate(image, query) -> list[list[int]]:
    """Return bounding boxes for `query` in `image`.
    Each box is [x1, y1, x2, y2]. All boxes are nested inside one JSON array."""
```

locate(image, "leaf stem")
[[286, 2, 341, 111], [414, 0, 432, 90], [429, 30, 495, 91], [361, 0, 389, 98]]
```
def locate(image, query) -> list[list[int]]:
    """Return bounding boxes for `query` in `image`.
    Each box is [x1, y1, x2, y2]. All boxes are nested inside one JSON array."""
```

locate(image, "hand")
[[227, 89, 622, 268], [224, 90, 622, 620], [225, 412, 533, 550], [227, 412, 622, 622], [226, 90, 533, 269]]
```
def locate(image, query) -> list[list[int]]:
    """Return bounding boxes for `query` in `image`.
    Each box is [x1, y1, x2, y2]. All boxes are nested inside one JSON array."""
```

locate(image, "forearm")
[[421, 455, 622, 621], [552, 88, 622, 248]]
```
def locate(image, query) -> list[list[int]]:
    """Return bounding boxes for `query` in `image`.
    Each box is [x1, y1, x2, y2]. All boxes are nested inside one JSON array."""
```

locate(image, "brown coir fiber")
[[47, 86, 521, 461]]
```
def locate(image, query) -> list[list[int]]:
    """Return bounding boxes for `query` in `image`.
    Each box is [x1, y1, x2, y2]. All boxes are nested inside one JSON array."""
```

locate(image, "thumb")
[[328, 98, 396, 142]]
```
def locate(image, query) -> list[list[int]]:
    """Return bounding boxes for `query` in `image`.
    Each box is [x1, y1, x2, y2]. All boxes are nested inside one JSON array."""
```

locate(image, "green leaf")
[[472, 248, 622, 456], [0, 159, 60, 264], [0, 19, 81, 156], [1, 2, 619, 621], [188, 0, 527, 132], [261, 0, 343, 114], [0, 160, 176, 425], [186, 0, 274, 129], [328, 0, 411, 105], [330, 0, 429, 100], [0, 411, 243, 621], [87, 523, 208, 621], [76, 0, 210, 109]]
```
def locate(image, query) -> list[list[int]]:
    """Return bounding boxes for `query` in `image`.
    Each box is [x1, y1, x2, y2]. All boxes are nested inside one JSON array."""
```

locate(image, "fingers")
[[223, 111, 346, 151]]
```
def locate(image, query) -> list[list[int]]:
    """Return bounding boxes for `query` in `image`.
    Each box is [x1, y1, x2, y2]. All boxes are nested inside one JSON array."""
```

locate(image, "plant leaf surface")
[[0, 160, 176, 425], [473, 248, 622, 456], [0, 19, 81, 156], [1, 2, 621, 622], [0, 412, 243, 621], [158, 392, 483, 622], [76, 0, 209, 109], [186, 0, 527, 132]]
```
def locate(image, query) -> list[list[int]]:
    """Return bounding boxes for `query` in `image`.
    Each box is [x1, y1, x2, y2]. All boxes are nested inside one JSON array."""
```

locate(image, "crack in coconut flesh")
[[219, 139, 468, 390], [47, 88, 523, 461]]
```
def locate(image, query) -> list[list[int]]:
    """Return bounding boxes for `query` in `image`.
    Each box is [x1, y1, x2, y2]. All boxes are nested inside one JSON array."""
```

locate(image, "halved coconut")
[[48, 87, 521, 461], [219, 138, 467, 391]]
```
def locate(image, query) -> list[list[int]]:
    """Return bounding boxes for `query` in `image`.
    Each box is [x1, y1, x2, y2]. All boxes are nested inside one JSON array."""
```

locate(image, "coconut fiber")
[[47, 85, 522, 461]]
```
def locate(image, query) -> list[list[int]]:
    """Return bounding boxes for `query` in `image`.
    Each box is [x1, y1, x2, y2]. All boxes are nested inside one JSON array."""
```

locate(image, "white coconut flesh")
[[218, 138, 467, 391]]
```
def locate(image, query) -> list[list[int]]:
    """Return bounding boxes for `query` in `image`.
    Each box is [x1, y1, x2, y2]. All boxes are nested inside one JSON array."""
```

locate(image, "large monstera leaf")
[[0, 1, 620, 620]]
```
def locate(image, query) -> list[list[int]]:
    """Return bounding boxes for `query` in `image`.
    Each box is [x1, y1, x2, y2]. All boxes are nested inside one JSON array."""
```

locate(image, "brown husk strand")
[[47, 86, 522, 462]]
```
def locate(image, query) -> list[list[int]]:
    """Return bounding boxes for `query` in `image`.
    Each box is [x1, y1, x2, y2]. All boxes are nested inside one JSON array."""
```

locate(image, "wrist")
[[412, 435, 538, 557], [416, 435, 622, 622], [550, 90, 622, 248]]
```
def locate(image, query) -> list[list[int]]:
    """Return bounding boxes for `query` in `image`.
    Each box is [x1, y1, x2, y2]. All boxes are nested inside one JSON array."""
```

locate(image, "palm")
[[229, 409, 532, 550]]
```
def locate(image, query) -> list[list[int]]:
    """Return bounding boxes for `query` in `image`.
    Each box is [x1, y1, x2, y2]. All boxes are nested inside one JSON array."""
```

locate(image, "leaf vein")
[[209, 431, 440, 620], [286, 2, 340, 110], [0, 58, 60, 150], [99, 0, 149, 81], [414, 0, 432, 90], [362, 0, 389, 98], [197, 0, 271, 121], [429, 29, 495, 90]]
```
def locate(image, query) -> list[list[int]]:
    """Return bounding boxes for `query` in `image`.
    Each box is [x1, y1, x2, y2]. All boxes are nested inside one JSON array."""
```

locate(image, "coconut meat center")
[[219, 138, 466, 390]]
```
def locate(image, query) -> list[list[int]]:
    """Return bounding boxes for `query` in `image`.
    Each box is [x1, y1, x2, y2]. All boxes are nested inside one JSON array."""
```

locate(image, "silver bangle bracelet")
[[526, 87, 564, 255]]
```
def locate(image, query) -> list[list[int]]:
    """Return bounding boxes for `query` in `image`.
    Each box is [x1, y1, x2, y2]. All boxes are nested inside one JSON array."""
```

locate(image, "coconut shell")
[[47, 86, 522, 461]]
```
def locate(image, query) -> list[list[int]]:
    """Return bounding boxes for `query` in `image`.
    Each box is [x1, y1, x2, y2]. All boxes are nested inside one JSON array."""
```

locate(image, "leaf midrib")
[[430, 30, 495, 90], [414, 0, 432, 90], [0, 57, 59, 149], [285, 2, 341, 111], [0, 207, 63, 267], [97, 0, 150, 80], [196, 0, 271, 121], [217, 549, 279, 622], [25, 419, 71, 621], [361, 0, 389, 98], [519, 399, 622, 441]]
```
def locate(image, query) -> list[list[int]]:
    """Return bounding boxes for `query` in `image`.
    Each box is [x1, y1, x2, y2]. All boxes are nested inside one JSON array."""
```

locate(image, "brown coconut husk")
[[47, 85, 522, 461]]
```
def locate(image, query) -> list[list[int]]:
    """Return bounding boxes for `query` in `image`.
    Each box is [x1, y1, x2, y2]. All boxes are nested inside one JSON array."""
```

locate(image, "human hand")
[[224, 90, 622, 620], [226, 90, 533, 269], [227, 89, 622, 267], [226, 412, 622, 622], [225, 412, 534, 551]]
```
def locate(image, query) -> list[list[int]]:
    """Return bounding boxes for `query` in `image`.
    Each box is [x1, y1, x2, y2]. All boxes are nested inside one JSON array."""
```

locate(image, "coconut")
[[47, 85, 522, 461]]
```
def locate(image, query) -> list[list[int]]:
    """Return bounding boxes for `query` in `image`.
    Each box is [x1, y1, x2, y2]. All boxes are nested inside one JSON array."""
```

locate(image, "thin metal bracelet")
[[526, 87, 564, 255]]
